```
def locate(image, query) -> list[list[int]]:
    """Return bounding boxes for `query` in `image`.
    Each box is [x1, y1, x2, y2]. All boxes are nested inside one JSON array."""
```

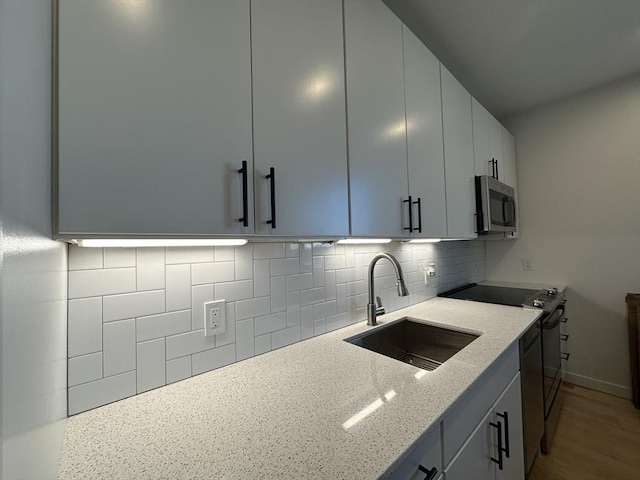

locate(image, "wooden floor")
[[528, 383, 640, 480]]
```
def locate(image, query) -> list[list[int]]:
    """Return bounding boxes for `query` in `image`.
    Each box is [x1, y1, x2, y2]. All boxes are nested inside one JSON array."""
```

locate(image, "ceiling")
[[383, 0, 640, 118]]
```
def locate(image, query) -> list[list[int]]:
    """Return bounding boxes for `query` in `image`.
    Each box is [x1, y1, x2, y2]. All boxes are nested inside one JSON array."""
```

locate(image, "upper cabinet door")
[[344, 0, 409, 238], [501, 128, 519, 239], [489, 116, 504, 179], [402, 26, 447, 238], [472, 98, 492, 177], [472, 98, 504, 180], [251, 0, 349, 237], [441, 67, 476, 238], [57, 0, 253, 236]]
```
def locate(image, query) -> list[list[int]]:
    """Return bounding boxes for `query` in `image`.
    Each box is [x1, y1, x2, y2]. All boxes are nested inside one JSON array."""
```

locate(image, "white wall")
[[487, 73, 640, 398], [0, 1, 68, 478]]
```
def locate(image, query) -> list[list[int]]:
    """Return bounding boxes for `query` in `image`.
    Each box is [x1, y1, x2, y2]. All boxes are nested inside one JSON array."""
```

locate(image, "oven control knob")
[[547, 287, 558, 296], [533, 299, 546, 308]]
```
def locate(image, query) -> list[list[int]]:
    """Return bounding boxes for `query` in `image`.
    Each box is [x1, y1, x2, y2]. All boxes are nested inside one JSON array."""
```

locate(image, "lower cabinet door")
[[494, 373, 525, 480], [444, 410, 495, 480], [387, 425, 441, 480]]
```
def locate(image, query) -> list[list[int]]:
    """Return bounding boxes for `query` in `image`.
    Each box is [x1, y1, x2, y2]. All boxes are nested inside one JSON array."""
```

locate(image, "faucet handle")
[[375, 296, 385, 316]]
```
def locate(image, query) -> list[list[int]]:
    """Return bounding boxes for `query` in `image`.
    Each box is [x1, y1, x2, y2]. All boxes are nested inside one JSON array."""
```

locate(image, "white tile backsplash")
[[136, 310, 191, 342], [191, 261, 235, 286], [136, 248, 165, 291], [66, 241, 486, 413], [136, 339, 166, 394], [68, 352, 103, 387], [165, 329, 215, 360], [214, 279, 253, 302], [191, 344, 236, 376], [68, 371, 136, 415], [103, 319, 136, 377], [165, 264, 191, 312], [103, 289, 165, 322], [166, 356, 192, 384], [68, 297, 102, 357], [69, 246, 103, 270], [103, 248, 136, 268], [68, 268, 135, 299]]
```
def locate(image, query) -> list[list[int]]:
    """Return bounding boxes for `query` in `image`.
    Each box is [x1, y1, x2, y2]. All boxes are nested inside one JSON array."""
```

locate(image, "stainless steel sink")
[[346, 317, 479, 371]]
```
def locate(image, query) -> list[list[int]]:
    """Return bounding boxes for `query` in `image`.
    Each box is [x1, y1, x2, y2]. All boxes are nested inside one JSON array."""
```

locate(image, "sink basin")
[[346, 317, 479, 371]]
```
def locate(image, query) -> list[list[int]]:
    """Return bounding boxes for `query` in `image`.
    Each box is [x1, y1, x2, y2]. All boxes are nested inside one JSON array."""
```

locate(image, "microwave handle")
[[509, 199, 516, 225]]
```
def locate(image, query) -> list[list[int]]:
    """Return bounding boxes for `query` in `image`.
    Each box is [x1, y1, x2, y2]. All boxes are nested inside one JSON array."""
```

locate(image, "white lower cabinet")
[[444, 372, 524, 480], [386, 425, 442, 479]]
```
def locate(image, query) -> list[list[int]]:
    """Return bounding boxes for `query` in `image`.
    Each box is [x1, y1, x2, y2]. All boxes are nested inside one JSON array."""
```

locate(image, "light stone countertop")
[[57, 297, 542, 480]]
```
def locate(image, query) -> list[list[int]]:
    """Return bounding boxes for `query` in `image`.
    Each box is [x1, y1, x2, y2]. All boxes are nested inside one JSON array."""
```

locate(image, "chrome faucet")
[[367, 253, 409, 326]]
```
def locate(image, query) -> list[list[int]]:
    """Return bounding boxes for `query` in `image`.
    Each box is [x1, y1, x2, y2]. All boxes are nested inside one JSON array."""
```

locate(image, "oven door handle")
[[542, 306, 565, 330]]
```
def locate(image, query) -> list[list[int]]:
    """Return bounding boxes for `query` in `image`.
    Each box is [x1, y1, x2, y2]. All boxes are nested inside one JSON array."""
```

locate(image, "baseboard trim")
[[563, 371, 632, 399]]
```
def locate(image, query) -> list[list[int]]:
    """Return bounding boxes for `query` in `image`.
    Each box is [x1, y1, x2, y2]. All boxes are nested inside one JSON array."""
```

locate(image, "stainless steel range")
[[439, 283, 569, 475]]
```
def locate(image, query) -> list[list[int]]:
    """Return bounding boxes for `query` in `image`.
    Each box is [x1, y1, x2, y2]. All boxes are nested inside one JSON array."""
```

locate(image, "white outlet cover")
[[204, 300, 226, 337]]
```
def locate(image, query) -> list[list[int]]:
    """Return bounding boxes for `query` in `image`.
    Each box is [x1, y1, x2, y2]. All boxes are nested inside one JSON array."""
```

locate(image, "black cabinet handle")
[[490, 420, 504, 471], [561, 352, 570, 361], [496, 411, 510, 458], [404, 195, 413, 232], [266, 167, 276, 229], [414, 197, 422, 233], [495, 158, 499, 180], [238, 160, 248, 227], [417, 465, 438, 480], [561, 334, 569, 341], [488, 159, 495, 178]]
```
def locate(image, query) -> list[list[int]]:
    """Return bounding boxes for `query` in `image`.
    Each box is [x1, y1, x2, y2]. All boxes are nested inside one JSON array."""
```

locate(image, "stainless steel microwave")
[[475, 175, 517, 234]]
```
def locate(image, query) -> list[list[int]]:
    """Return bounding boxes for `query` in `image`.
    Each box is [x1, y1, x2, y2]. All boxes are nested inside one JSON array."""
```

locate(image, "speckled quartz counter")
[[57, 298, 541, 480]]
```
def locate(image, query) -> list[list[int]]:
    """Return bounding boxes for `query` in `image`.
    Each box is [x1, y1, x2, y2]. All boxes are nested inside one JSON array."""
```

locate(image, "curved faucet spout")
[[367, 253, 409, 326]]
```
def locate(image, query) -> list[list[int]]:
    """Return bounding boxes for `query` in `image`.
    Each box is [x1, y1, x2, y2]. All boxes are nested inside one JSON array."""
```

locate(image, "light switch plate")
[[204, 300, 226, 336]]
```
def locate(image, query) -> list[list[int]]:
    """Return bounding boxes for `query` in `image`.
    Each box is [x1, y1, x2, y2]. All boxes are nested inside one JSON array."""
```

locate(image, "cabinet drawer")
[[384, 424, 442, 480], [442, 343, 519, 464]]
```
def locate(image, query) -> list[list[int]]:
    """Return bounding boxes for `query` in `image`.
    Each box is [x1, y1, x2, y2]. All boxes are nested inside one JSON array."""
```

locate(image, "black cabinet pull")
[[497, 411, 510, 458], [414, 197, 422, 233], [266, 167, 276, 229], [404, 195, 413, 232], [488, 159, 495, 178], [417, 465, 438, 480], [561, 334, 569, 341], [495, 158, 499, 180], [490, 420, 504, 470], [238, 160, 248, 227], [561, 352, 570, 361]]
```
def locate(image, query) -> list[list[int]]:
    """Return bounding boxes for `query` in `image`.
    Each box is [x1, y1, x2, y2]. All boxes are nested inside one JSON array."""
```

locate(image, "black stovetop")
[[438, 283, 540, 308]]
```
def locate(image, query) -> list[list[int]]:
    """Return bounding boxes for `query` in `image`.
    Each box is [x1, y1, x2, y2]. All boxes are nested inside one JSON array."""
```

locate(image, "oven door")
[[475, 175, 517, 233], [542, 305, 564, 416]]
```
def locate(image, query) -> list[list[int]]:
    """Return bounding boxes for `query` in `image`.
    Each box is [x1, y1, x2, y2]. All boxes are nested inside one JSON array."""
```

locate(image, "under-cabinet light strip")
[[75, 239, 248, 248], [336, 239, 392, 244], [407, 239, 441, 243]]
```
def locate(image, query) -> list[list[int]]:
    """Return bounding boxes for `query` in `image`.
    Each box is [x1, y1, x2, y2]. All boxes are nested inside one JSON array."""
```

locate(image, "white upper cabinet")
[[472, 98, 503, 179], [501, 128, 519, 239], [251, 0, 349, 237], [441, 66, 476, 238], [402, 26, 448, 239], [344, 0, 409, 238], [57, 0, 253, 236], [501, 128, 518, 191]]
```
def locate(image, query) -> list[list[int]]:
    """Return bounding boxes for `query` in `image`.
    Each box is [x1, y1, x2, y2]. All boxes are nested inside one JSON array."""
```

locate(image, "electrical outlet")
[[204, 300, 226, 336], [522, 258, 533, 271], [427, 262, 436, 278]]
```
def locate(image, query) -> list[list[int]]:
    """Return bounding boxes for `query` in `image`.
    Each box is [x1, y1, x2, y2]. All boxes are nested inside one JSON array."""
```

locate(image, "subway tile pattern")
[[67, 241, 486, 414]]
